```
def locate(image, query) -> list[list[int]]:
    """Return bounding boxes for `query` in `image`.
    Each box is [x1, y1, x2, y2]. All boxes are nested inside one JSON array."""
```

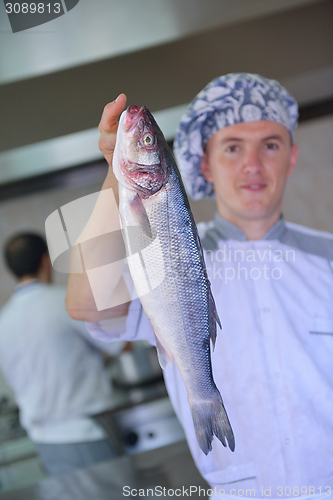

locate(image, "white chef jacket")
[[0, 281, 125, 444], [86, 215, 333, 498]]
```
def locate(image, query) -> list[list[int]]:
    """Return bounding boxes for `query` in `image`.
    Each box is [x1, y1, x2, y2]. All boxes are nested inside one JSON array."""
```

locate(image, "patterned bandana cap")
[[173, 73, 299, 200]]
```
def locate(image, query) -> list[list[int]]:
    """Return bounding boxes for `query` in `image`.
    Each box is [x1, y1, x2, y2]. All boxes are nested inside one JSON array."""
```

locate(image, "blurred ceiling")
[[0, 0, 324, 84], [0, 0, 332, 184]]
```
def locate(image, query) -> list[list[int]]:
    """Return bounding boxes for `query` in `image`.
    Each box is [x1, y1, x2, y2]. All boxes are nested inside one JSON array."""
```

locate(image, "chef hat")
[[173, 73, 298, 200]]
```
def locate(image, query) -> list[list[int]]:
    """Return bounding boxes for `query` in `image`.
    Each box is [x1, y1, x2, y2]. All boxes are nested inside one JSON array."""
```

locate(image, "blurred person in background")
[[0, 232, 126, 476]]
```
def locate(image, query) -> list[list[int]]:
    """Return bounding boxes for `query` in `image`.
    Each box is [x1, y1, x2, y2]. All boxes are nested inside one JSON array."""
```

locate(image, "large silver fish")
[[113, 105, 235, 454]]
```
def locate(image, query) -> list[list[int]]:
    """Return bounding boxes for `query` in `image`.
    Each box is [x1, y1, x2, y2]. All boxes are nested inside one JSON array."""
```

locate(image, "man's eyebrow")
[[262, 135, 284, 142], [219, 137, 243, 143], [220, 135, 284, 143]]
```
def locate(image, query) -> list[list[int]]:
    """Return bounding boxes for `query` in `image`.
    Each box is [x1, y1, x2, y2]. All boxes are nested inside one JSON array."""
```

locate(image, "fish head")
[[113, 106, 169, 197]]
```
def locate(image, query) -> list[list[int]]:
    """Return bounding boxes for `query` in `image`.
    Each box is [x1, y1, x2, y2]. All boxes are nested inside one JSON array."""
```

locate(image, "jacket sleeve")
[[85, 298, 156, 347]]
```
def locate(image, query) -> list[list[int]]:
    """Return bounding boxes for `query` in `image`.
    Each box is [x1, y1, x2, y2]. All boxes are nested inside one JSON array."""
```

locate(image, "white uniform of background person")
[[80, 74, 333, 498], [0, 234, 125, 476]]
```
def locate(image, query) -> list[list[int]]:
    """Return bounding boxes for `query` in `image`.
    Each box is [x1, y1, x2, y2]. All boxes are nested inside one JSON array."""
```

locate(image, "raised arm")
[[66, 94, 131, 322]]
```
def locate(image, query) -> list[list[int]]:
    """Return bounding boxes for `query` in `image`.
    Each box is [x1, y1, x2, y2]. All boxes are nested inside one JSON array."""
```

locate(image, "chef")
[[66, 74, 333, 497], [0, 232, 125, 476]]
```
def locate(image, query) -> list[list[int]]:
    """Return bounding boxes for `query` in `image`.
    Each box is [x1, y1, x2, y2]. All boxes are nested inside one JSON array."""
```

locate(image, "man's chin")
[[236, 204, 277, 222]]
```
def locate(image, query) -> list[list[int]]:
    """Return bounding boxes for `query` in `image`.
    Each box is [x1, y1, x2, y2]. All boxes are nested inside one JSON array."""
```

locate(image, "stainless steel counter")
[[0, 355, 186, 495], [0, 440, 210, 500], [0, 379, 186, 494], [0, 378, 168, 447], [108, 377, 168, 412]]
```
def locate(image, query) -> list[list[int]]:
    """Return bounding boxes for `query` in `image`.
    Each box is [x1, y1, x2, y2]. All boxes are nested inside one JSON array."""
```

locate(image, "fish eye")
[[143, 133, 155, 146]]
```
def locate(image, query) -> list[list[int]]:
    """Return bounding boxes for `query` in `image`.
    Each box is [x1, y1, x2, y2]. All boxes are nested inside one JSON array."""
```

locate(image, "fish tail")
[[190, 393, 235, 455]]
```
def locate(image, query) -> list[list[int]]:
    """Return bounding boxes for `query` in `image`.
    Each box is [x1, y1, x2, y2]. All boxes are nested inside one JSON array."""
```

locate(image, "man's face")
[[200, 120, 299, 226]]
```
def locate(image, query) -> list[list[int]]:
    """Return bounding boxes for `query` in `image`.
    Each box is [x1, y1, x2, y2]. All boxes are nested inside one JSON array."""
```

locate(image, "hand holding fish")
[[66, 93, 129, 322]]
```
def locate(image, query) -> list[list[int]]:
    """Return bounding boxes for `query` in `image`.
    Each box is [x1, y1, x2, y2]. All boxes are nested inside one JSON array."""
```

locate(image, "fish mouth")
[[124, 105, 149, 131], [124, 167, 165, 197]]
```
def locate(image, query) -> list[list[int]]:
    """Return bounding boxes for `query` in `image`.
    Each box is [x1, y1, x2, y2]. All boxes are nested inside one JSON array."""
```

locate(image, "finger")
[[98, 93, 127, 133], [98, 130, 117, 167], [98, 94, 127, 167]]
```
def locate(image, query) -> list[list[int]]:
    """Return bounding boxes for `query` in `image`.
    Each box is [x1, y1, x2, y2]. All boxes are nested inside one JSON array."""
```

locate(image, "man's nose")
[[242, 148, 263, 173]]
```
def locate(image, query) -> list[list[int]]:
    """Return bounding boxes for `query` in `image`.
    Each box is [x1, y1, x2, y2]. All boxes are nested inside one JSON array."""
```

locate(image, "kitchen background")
[[0, 0, 332, 496]]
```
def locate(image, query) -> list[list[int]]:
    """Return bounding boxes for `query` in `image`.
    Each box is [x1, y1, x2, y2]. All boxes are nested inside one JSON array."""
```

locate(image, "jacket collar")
[[213, 212, 287, 241], [200, 213, 287, 250]]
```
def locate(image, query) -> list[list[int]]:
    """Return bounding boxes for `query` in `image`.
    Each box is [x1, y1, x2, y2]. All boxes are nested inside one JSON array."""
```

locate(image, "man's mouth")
[[241, 182, 267, 191]]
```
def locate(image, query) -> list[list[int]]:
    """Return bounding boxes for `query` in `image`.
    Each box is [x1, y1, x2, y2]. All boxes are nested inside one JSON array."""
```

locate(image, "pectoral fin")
[[128, 192, 152, 238], [154, 335, 173, 369]]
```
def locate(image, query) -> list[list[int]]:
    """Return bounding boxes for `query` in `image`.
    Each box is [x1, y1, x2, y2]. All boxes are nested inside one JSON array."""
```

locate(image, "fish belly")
[[119, 184, 208, 389]]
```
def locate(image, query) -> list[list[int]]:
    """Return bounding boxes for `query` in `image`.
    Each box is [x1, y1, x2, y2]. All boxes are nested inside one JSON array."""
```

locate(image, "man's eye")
[[226, 145, 239, 153], [266, 143, 278, 150]]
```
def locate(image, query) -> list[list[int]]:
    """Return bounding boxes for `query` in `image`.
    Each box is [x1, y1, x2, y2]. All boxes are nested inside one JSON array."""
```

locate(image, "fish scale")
[[114, 105, 235, 454]]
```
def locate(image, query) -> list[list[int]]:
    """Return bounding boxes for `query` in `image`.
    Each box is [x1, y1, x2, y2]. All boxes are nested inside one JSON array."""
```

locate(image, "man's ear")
[[39, 252, 52, 283], [200, 152, 213, 182], [287, 143, 299, 178]]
